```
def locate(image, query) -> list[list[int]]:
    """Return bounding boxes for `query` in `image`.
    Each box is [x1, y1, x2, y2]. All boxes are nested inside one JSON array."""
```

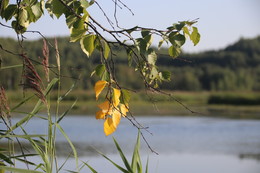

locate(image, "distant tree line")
[[1, 36, 260, 91]]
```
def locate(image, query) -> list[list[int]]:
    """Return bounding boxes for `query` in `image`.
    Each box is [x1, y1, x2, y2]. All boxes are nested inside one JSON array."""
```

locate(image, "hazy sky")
[[1, 0, 260, 53]]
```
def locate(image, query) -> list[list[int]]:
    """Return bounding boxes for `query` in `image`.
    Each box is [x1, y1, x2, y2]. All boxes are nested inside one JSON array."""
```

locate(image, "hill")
[[1, 36, 260, 91]]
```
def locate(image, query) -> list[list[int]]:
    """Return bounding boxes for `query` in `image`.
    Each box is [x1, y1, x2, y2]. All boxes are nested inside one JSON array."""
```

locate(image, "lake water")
[[12, 116, 260, 172]]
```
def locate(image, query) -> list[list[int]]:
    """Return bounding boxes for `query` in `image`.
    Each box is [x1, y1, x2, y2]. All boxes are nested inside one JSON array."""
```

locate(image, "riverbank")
[[6, 91, 260, 119]]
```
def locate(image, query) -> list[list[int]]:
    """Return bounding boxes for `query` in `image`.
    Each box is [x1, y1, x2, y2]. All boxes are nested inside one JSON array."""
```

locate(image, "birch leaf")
[[94, 80, 107, 100], [96, 110, 106, 119], [98, 101, 111, 114], [104, 117, 116, 136], [113, 88, 121, 107], [112, 110, 121, 128], [120, 104, 128, 117]]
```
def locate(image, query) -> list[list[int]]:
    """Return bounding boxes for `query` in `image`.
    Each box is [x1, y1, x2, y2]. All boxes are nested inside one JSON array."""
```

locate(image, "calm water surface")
[[13, 116, 260, 172]]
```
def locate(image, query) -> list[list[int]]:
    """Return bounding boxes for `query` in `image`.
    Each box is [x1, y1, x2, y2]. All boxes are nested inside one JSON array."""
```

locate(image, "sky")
[[1, 0, 260, 53]]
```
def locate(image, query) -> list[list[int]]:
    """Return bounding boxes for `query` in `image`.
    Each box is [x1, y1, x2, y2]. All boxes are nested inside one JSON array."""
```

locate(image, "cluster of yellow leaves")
[[94, 80, 129, 136]]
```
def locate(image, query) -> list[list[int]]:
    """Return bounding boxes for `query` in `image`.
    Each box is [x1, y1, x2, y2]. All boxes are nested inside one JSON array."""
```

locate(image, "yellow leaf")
[[98, 101, 112, 114], [94, 80, 107, 100], [96, 110, 106, 119], [113, 88, 121, 107], [112, 109, 121, 128], [120, 104, 128, 117], [104, 117, 116, 136]]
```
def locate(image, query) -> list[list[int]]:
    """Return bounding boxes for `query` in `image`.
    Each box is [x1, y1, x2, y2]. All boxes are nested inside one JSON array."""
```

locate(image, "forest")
[[1, 36, 260, 92]]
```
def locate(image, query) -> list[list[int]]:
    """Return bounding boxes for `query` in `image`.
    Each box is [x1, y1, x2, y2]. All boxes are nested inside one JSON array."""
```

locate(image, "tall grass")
[[0, 40, 79, 173]]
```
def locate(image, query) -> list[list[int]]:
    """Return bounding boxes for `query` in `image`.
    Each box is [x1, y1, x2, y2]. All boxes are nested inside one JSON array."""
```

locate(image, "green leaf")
[[89, 0, 95, 5], [101, 71, 110, 81], [169, 33, 186, 47], [102, 40, 110, 59], [70, 28, 86, 42], [160, 71, 171, 81], [0, 0, 9, 10], [136, 38, 148, 53], [80, 0, 90, 8], [80, 34, 96, 57], [66, 15, 78, 28], [147, 49, 157, 65], [51, 0, 66, 18], [143, 34, 153, 47], [182, 26, 190, 37], [2, 4, 17, 21], [69, 13, 88, 42], [158, 40, 164, 49], [40, 0, 45, 13], [168, 45, 181, 58], [126, 48, 133, 66], [92, 64, 110, 81], [31, 3, 42, 21], [190, 27, 200, 46], [121, 89, 131, 105], [0, 0, 9, 17], [175, 21, 185, 31], [95, 64, 106, 77], [73, 13, 88, 29], [18, 8, 29, 27], [141, 30, 150, 38], [150, 66, 158, 80]]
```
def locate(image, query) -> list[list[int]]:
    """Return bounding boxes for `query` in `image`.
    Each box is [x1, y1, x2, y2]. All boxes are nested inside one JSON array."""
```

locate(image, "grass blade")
[[145, 157, 149, 173], [112, 137, 133, 172], [58, 83, 76, 102], [0, 64, 23, 70], [58, 153, 72, 172], [131, 130, 141, 172], [82, 161, 98, 173], [0, 153, 14, 165], [2, 134, 45, 139], [10, 95, 34, 112], [56, 123, 79, 171], [57, 99, 77, 123], [95, 149, 129, 173], [0, 166, 43, 173]]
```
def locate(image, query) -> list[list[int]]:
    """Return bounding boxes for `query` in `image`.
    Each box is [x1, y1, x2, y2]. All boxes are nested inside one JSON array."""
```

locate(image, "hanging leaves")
[[95, 85, 130, 135]]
